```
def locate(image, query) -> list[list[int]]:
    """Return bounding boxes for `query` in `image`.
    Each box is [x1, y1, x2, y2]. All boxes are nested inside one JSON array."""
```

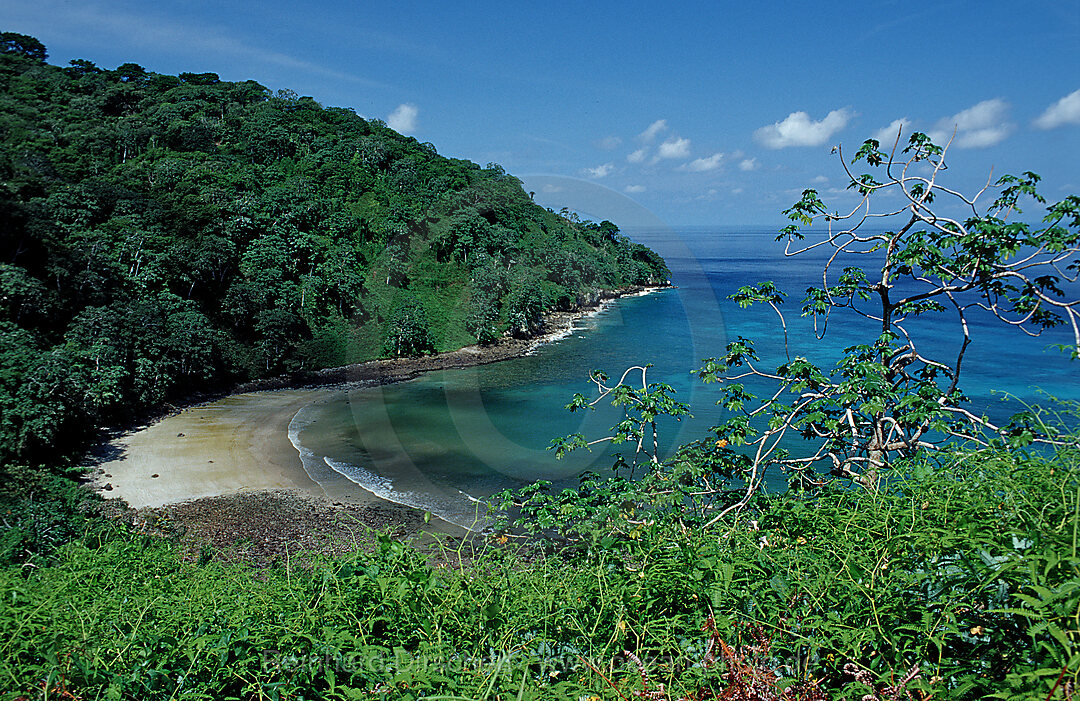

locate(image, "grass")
[[0, 443, 1077, 699]]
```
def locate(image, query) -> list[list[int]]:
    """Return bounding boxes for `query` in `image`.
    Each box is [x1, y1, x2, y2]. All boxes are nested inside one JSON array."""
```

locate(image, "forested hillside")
[[0, 34, 668, 465]]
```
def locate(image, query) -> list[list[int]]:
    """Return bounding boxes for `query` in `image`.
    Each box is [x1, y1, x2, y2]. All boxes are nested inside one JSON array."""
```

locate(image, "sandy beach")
[[94, 389, 327, 509]]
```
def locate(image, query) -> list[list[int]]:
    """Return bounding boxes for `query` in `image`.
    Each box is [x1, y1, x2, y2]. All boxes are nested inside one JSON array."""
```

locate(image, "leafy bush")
[[383, 299, 435, 357], [0, 465, 109, 568]]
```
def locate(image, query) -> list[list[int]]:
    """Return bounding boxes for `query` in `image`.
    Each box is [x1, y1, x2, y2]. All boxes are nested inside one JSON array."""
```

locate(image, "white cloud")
[[810, 175, 829, 184], [627, 148, 648, 163], [738, 157, 759, 171], [624, 185, 646, 194], [872, 118, 912, 146], [656, 137, 691, 160], [929, 99, 1013, 148], [732, 187, 744, 195], [541, 184, 564, 193], [1034, 89, 1080, 129], [387, 103, 418, 133], [596, 135, 623, 150], [638, 119, 668, 142], [754, 108, 852, 148], [682, 152, 724, 172], [583, 163, 615, 178]]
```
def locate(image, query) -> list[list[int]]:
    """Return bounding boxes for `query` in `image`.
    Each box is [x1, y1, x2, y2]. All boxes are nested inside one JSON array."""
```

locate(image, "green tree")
[[254, 307, 307, 372], [0, 263, 49, 324], [698, 132, 1079, 506], [383, 299, 434, 357], [0, 33, 46, 62], [507, 131, 1080, 537], [465, 293, 500, 345], [505, 273, 546, 338]]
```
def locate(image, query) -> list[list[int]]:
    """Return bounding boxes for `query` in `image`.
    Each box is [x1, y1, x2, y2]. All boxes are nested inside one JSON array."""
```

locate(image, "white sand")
[[94, 389, 327, 508]]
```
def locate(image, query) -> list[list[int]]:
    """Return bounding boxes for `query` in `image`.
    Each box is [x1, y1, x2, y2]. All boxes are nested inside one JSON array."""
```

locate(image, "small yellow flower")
[[715, 439, 728, 448]]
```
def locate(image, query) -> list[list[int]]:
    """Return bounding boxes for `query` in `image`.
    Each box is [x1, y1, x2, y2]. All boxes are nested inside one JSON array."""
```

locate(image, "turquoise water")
[[291, 229, 1079, 529]]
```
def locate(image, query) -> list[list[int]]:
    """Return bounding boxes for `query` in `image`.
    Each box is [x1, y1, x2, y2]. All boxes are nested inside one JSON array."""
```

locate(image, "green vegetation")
[[506, 132, 1080, 542], [2, 34, 1079, 700], [0, 34, 668, 467], [493, 132, 1080, 697], [2, 439, 1078, 699]]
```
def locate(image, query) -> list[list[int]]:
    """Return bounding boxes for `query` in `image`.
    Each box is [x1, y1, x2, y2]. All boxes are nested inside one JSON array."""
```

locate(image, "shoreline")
[[230, 284, 670, 393], [90, 284, 670, 536]]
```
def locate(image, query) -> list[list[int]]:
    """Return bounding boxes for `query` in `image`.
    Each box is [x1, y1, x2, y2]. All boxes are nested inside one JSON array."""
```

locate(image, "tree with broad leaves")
[[698, 129, 1080, 514], [0, 33, 46, 62], [551, 366, 691, 471], [382, 299, 435, 357], [498, 365, 698, 541], [505, 130, 1080, 538]]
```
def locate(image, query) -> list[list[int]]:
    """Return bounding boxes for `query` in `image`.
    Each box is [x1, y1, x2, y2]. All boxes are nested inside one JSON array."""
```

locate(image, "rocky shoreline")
[[235, 284, 669, 393], [118, 284, 668, 429]]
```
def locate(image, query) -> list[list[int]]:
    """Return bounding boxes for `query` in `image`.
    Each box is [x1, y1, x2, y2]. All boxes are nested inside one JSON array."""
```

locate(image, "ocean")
[[289, 228, 1080, 530]]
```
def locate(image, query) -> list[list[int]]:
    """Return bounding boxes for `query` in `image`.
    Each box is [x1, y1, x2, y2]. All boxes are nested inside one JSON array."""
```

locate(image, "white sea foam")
[[323, 457, 493, 533], [289, 399, 493, 532], [458, 489, 483, 503], [287, 404, 333, 492], [323, 457, 408, 505]]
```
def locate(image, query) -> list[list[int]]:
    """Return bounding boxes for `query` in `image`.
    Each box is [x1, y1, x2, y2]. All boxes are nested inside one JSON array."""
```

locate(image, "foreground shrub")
[[0, 441, 1075, 699]]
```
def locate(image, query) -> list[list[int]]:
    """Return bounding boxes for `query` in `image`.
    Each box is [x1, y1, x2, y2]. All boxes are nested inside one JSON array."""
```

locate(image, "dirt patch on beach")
[[114, 490, 477, 568]]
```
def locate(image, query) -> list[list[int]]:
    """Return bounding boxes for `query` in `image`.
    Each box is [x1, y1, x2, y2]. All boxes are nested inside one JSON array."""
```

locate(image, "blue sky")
[[3, 0, 1079, 226]]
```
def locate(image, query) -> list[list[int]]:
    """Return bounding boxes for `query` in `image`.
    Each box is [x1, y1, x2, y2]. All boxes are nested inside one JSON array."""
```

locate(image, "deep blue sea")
[[290, 228, 1080, 530]]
